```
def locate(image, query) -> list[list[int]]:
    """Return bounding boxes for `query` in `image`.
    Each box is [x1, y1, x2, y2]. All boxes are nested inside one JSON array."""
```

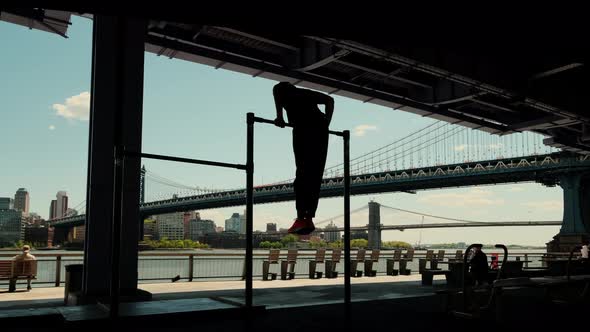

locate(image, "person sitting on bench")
[[12, 245, 36, 261]]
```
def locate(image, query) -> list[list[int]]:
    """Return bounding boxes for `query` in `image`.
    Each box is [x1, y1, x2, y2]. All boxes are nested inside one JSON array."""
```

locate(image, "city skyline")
[[0, 17, 565, 246]]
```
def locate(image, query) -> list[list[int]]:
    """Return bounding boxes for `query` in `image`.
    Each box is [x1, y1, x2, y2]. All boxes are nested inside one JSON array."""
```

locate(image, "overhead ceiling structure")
[[2, 8, 588, 154]]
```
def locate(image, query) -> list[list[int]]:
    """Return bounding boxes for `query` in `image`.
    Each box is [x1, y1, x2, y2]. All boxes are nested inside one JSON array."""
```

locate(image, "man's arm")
[[273, 90, 286, 127], [303, 90, 334, 125]]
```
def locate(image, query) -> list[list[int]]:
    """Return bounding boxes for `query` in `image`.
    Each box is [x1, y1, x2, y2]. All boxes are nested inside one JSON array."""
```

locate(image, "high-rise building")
[[49, 191, 68, 220], [155, 212, 184, 240], [49, 200, 57, 220], [0, 209, 24, 246], [189, 219, 216, 240], [225, 213, 244, 234], [183, 211, 198, 239], [56, 191, 68, 219], [0, 197, 14, 210], [324, 221, 341, 242], [266, 223, 277, 233], [14, 188, 30, 215]]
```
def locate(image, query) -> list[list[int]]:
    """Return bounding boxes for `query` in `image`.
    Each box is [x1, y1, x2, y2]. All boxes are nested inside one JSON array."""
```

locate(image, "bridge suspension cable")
[[314, 205, 369, 226], [379, 203, 522, 224]]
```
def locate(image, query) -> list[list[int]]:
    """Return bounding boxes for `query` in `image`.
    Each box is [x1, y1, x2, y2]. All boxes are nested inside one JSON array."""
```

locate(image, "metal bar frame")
[[110, 149, 247, 317], [109, 112, 349, 316], [248, 113, 351, 309]]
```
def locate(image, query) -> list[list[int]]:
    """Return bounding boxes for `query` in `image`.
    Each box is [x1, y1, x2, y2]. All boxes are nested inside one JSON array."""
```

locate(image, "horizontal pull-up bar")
[[252, 116, 346, 137], [246, 112, 351, 312], [125, 151, 247, 170]]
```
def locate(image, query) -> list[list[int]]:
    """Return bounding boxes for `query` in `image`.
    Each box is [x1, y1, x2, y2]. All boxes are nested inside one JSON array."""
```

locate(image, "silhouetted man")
[[469, 244, 488, 286], [273, 82, 334, 235]]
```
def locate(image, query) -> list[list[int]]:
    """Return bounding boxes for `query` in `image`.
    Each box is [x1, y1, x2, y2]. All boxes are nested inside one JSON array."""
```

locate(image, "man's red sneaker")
[[288, 218, 316, 235], [298, 218, 315, 235], [288, 219, 307, 234]]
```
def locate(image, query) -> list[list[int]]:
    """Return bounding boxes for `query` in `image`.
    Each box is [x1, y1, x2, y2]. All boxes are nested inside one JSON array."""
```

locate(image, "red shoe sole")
[[296, 227, 315, 235]]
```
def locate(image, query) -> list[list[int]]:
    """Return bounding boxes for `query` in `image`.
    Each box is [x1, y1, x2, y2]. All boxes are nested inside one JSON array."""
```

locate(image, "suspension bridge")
[[49, 122, 590, 230], [258, 201, 561, 248], [308, 203, 561, 232]]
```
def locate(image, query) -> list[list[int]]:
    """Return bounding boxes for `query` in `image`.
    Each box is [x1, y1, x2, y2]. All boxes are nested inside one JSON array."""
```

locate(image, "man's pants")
[[292, 124, 329, 219]]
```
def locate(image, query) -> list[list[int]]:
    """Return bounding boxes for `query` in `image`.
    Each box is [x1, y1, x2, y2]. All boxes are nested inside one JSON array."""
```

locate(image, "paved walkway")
[[0, 274, 447, 310]]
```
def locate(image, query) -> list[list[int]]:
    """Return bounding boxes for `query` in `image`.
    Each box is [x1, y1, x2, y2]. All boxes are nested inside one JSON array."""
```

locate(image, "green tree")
[[382, 241, 412, 249], [281, 234, 298, 247], [309, 238, 327, 248], [328, 240, 343, 249], [350, 239, 368, 248], [259, 241, 272, 248]]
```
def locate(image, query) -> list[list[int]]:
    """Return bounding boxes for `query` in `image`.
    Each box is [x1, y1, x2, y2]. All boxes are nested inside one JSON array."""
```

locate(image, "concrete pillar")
[[82, 16, 146, 300], [368, 201, 381, 249], [559, 173, 590, 235], [548, 172, 590, 252]]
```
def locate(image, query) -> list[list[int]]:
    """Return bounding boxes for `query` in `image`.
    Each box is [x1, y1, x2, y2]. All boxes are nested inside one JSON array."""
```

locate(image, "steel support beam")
[[83, 15, 146, 300], [145, 35, 509, 133]]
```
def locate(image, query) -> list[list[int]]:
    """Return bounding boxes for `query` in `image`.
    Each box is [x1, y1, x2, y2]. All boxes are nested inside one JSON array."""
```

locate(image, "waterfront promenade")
[[0, 274, 446, 309]]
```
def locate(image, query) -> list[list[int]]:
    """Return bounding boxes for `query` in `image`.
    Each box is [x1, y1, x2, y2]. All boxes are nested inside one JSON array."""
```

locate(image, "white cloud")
[[48, 125, 56, 131], [417, 189, 505, 207], [353, 124, 377, 137], [52, 92, 90, 121], [507, 187, 525, 193], [521, 200, 563, 212]]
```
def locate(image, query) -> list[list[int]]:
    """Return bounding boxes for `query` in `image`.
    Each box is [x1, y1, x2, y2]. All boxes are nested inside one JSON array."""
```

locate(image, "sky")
[[0, 17, 564, 245]]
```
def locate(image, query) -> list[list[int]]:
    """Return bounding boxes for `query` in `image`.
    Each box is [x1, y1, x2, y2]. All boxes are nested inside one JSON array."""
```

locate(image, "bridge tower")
[[548, 172, 590, 252], [368, 201, 381, 249], [139, 165, 146, 204]]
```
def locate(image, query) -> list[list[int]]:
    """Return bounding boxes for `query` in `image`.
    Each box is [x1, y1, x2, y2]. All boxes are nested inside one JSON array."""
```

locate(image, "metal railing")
[[0, 250, 551, 286]]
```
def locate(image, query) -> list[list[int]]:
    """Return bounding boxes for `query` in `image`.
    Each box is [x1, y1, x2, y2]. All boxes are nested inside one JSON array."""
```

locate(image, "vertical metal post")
[[188, 254, 194, 282], [55, 255, 62, 287], [343, 130, 351, 309], [110, 145, 125, 319], [246, 112, 255, 309]]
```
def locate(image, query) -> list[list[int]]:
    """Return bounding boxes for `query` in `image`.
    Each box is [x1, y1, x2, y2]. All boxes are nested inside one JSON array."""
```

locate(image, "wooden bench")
[[280, 249, 298, 280], [449, 249, 463, 262], [386, 249, 403, 276], [421, 269, 452, 285], [436, 250, 446, 267], [325, 249, 342, 278], [262, 249, 280, 281], [350, 249, 366, 277], [309, 248, 326, 279], [364, 250, 380, 277], [398, 249, 414, 275], [419, 250, 437, 272], [0, 260, 37, 292], [420, 250, 450, 285]]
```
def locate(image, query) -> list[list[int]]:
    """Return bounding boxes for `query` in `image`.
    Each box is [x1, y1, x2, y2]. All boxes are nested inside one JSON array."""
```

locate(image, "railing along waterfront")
[[0, 250, 555, 287]]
